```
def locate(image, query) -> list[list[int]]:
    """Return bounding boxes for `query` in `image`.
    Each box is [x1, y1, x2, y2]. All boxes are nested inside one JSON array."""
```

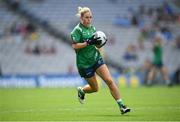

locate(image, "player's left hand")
[[87, 35, 101, 45]]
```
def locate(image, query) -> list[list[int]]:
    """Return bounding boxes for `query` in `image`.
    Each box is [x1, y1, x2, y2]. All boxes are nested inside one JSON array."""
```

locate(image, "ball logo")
[[95, 31, 107, 48]]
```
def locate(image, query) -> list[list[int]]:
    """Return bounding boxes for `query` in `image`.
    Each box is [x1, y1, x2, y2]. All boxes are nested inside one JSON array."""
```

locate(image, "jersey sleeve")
[[70, 28, 81, 43]]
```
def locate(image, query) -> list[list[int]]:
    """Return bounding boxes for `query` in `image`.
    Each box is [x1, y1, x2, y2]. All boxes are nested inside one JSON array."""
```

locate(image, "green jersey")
[[153, 43, 162, 64], [71, 23, 102, 69]]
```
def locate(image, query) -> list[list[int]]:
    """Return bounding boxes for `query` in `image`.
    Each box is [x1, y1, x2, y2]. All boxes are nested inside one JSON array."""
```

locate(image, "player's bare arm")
[[72, 42, 87, 49]]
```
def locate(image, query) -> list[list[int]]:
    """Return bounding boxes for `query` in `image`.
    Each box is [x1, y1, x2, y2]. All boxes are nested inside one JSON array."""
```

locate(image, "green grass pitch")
[[0, 86, 180, 121]]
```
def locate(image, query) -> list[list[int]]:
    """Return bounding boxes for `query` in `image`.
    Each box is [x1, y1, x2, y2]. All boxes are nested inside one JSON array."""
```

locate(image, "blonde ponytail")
[[76, 6, 91, 17]]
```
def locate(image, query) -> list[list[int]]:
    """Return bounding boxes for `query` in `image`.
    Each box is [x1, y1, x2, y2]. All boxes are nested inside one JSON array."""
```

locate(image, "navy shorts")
[[153, 62, 163, 69], [78, 58, 105, 78]]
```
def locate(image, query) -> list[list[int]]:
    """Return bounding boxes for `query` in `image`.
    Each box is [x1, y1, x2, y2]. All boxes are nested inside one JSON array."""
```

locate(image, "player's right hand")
[[86, 35, 101, 45]]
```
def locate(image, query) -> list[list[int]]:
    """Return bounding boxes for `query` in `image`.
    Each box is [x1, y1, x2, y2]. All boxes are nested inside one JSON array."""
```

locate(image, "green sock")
[[80, 88, 85, 95], [116, 99, 124, 108]]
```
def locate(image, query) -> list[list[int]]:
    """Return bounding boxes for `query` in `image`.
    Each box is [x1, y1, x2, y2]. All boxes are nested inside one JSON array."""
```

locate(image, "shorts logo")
[[98, 59, 102, 64], [86, 72, 91, 75]]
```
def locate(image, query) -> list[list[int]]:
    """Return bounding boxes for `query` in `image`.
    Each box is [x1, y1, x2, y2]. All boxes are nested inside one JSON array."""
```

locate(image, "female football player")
[[147, 35, 171, 86], [70, 7, 130, 114]]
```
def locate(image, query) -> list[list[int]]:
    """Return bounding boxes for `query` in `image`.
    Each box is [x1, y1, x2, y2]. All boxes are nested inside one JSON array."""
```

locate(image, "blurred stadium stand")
[[0, 0, 180, 87]]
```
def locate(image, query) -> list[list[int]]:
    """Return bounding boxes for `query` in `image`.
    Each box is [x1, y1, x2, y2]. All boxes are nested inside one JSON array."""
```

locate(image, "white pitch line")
[[0, 106, 180, 114]]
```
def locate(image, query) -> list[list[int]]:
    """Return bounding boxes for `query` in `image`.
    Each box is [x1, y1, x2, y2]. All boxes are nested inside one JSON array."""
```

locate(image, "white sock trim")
[[116, 99, 122, 102]]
